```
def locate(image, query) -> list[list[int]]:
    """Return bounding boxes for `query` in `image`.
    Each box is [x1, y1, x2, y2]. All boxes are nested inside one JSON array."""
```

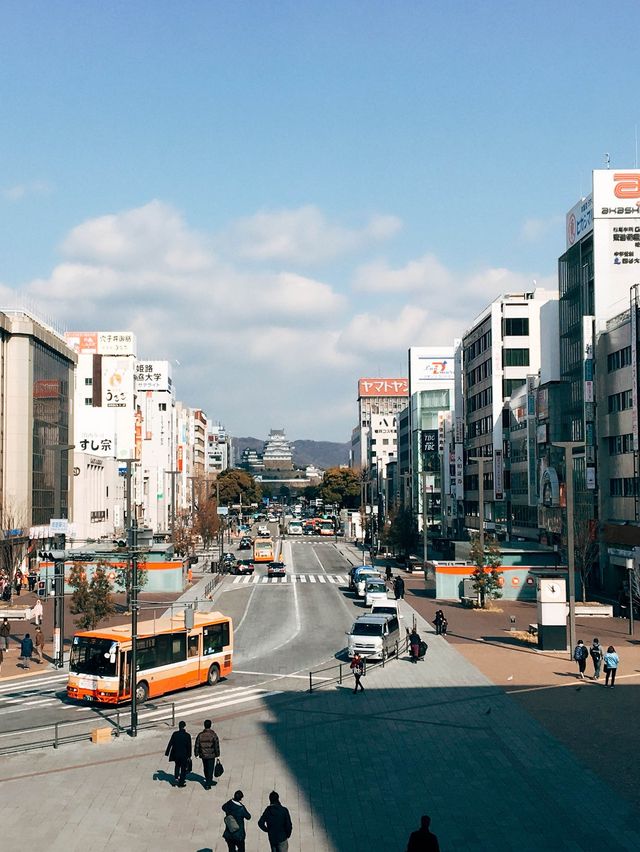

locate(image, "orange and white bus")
[[318, 519, 335, 536], [67, 611, 233, 705], [253, 536, 274, 562]]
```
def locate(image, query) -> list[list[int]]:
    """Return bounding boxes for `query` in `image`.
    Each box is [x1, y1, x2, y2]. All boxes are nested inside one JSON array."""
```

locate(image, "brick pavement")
[[1, 594, 639, 850]]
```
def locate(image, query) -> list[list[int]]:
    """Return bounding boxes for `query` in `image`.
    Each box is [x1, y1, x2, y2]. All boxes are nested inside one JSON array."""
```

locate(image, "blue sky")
[[1, 1, 638, 440]]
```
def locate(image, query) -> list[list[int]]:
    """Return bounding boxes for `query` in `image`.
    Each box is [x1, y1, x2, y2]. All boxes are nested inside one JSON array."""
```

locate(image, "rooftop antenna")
[[605, 152, 611, 169]]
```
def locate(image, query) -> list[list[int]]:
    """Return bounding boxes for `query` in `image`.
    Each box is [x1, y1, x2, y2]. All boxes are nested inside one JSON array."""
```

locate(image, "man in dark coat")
[[194, 718, 220, 789], [407, 815, 440, 851], [165, 720, 192, 787], [20, 633, 34, 669], [394, 576, 405, 600], [258, 790, 293, 851], [409, 629, 421, 663], [222, 790, 251, 852]]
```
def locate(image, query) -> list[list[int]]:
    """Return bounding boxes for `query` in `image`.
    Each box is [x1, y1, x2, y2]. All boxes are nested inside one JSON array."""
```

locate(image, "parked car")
[[346, 613, 401, 660], [349, 565, 376, 592], [404, 556, 422, 573], [370, 599, 401, 620], [267, 561, 287, 578], [233, 560, 254, 575], [364, 579, 389, 607]]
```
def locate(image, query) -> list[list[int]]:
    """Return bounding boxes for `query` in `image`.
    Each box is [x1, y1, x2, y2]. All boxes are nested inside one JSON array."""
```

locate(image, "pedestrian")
[[406, 814, 441, 852], [222, 790, 251, 852], [573, 639, 588, 679], [433, 610, 443, 635], [1, 617, 10, 651], [20, 632, 33, 669], [34, 626, 45, 664], [440, 614, 448, 636], [164, 720, 192, 787], [0, 646, 3, 676], [27, 571, 37, 593], [386, 564, 392, 582], [14, 569, 22, 597], [32, 599, 43, 626], [350, 652, 365, 693], [194, 719, 220, 789], [409, 628, 421, 663], [258, 790, 293, 852], [589, 638, 603, 680], [604, 645, 619, 688], [394, 576, 405, 600]]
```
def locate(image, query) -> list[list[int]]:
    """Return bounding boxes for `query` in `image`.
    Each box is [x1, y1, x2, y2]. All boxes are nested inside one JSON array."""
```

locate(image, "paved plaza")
[[1, 597, 639, 851]]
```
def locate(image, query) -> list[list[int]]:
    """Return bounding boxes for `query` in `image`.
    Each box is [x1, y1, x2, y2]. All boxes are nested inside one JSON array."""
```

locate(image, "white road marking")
[[299, 575, 307, 583], [308, 575, 316, 583], [0, 674, 67, 693], [318, 575, 326, 583], [233, 575, 261, 636]]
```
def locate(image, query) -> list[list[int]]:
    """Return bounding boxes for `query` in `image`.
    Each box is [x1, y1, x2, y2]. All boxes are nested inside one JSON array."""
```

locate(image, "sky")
[[1, 1, 638, 442]]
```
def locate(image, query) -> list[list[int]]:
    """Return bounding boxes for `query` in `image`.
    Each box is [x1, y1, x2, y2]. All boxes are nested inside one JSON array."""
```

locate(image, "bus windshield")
[[70, 636, 118, 677]]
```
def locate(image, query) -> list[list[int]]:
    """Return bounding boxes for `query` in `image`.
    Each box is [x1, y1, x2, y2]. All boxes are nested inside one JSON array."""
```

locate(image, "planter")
[[575, 603, 613, 618]]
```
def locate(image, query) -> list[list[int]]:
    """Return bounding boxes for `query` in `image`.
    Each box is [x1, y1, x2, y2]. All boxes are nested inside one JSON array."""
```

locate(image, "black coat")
[[165, 729, 192, 763], [258, 803, 293, 844]]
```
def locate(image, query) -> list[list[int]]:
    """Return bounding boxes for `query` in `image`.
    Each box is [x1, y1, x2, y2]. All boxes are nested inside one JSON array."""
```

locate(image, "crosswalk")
[[231, 573, 347, 585], [0, 671, 282, 722]]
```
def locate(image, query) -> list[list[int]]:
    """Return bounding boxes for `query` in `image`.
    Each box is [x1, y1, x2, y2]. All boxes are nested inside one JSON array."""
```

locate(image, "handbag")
[[214, 759, 224, 777]]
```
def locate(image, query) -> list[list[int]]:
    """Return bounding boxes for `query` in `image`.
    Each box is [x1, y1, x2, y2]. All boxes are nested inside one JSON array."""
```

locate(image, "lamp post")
[[553, 441, 582, 659], [46, 443, 75, 669], [626, 557, 635, 637], [422, 471, 429, 576]]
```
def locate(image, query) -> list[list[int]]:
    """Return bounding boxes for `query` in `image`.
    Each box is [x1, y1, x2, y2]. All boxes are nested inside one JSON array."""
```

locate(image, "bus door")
[[119, 650, 132, 699], [187, 633, 201, 686]]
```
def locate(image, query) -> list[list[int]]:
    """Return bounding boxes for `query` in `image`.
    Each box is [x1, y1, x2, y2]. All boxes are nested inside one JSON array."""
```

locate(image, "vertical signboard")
[[583, 316, 596, 487], [421, 429, 439, 473], [632, 286, 639, 453], [494, 449, 504, 501]]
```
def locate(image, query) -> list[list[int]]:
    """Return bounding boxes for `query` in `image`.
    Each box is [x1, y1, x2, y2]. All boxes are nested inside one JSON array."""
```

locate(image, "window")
[[171, 633, 186, 663], [188, 635, 199, 657], [159, 403, 167, 412], [84, 377, 93, 385], [607, 390, 633, 413], [503, 348, 530, 367], [503, 317, 529, 336], [85, 398, 93, 406], [203, 622, 230, 655], [607, 346, 632, 372], [608, 434, 633, 455], [503, 378, 525, 398]]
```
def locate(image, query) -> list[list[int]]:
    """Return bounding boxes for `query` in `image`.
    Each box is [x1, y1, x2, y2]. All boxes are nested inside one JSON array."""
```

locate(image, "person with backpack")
[[433, 610, 443, 635], [350, 653, 365, 693], [19, 632, 33, 669], [573, 639, 588, 679], [589, 638, 603, 680], [194, 719, 220, 789], [440, 614, 448, 636], [222, 790, 251, 851], [604, 645, 620, 688], [258, 790, 293, 851]]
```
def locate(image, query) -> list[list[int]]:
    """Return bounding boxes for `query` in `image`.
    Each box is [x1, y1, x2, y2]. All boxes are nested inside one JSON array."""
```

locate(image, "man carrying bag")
[[194, 719, 220, 790]]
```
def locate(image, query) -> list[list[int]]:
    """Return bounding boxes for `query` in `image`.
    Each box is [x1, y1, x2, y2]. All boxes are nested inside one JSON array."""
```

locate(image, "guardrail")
[[0, 701, 177, 755], [308, 634, 411, 693]]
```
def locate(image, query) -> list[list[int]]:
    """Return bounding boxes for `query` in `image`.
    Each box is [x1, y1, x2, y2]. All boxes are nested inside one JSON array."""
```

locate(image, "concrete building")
[[1, 310, 76, 530], [350, 378, 408, 470], [460, 289, 558, 538], [137, 361, 175, 533], [206, 422, 231, 474]]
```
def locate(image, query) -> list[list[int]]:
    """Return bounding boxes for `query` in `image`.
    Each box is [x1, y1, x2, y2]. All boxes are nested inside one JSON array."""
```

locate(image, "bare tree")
[[573, 513, 599, 603], [193, 498, 221, 550], [0, 500, 29, 601]]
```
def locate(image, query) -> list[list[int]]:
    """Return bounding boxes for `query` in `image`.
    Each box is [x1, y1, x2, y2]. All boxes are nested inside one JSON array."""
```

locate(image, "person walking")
[[394, 576, 405, 601], [27, 571, 37, 593], [222, 790, 251, 852], [406, 815, 441, 852], [1, 618, 10, 651], [386, 564, 392, 582], [194, 719, 220, 789], [573, 639, 588, 679], [440, 614, 448, 636], [34, 626, 45, 664], [589, 638, 604, 680], [20, 633, 33, 669], [32, 599, 43, 627], [433, 610, 443, 635], [258, 790, 293, 852], [409, 628, 421, 663], [14, 569, 22, 597], [350, 653, 365, 693], [0, 646, 3, 676], [164, 720, 192, 787], [604, 645, 620, 688]]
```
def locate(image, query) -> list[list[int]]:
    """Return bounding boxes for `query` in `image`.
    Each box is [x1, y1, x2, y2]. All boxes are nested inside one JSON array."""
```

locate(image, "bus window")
[[188, 635, 199, 657], [171, 632, 186, 663], [203, 622, 229, 655]]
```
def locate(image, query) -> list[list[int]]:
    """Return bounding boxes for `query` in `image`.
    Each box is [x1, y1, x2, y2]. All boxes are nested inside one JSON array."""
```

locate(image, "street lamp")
[[553, 441, 583, 659]]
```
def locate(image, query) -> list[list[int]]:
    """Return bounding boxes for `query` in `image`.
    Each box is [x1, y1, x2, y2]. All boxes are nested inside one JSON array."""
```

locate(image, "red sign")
[[358, 378, 408, 398], [177, 445, 183, 473], [33, 379, 61, 398], [613, 173, 640, 199]]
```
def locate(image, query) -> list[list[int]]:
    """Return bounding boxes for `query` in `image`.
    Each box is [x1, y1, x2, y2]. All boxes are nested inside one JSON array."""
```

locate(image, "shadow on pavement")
[[152, 769, 176, 786], [257, 682, 640, 851]]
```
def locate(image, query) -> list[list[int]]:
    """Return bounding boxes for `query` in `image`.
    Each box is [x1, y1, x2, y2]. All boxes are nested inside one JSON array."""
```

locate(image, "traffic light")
[[38, 550, 66, 561]]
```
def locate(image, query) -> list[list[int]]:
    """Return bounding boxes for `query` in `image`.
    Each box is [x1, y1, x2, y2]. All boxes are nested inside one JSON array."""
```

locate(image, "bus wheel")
[[135, 681, 149, 703], [207, 664, 220, 686]]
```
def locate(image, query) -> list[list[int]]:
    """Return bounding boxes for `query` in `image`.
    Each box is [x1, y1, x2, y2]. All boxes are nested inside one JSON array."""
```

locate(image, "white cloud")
[[5, 200, 556, 439], [2, 181, 52, 202], [218, 205, 401, 265], [519, 215, 563, 243]]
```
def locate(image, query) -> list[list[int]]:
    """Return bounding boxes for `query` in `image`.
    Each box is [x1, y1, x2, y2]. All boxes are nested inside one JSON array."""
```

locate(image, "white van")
[[371, 599, 400, 620], [356, 570, 383, 598], [346, 613, 401, 661]]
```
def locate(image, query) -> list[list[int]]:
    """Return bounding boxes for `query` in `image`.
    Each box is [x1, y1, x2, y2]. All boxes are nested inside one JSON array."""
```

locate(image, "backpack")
[[591, 645, 602, 660], [575, 644, 587, 661]]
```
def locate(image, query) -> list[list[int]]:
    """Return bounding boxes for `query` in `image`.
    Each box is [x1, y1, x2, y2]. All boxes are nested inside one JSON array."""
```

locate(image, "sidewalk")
[[1, 595, 639, 850]]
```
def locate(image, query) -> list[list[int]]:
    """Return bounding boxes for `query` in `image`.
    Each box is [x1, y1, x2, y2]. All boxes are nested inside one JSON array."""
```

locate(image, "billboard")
[[102, 357, 134, 408], [566, 194, 593, 249], [592, 169, 640, 322], [408, 347, 455, 394], [134, 361, 172, 392], [358, 378, 408, 397], [65, 331, 136, 356]]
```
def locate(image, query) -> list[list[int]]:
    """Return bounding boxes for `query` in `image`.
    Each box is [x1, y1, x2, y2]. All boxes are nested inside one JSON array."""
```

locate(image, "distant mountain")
[[232, 437, 350, 470]]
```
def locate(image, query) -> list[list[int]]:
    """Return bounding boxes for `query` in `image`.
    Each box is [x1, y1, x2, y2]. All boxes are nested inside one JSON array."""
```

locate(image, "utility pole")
[[165, 470, 180, 540], [422, 471, 428, 574], [626, 558, 635, 637], [130, 511, 140, 737], [478, 456, 485, 555], [554, 441, 581, 659], [47, 442, 74, 669]]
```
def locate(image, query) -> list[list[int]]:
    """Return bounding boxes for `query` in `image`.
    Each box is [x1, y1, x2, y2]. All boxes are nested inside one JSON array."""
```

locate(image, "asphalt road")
[[0, 537, 367, 748]]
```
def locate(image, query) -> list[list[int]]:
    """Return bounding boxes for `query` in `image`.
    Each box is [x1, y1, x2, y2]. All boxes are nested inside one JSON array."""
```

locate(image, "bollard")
[[339, 663, 342, 685], [309, 672, 313, 693], [53, 722, 59, 749], [171, 702, 175, 726], [116, 708, 121, 737]]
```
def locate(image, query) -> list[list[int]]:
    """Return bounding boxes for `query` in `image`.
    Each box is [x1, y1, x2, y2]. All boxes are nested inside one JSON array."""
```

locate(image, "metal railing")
[[308, 634, 410, 693], [0, 701, 177, 756]]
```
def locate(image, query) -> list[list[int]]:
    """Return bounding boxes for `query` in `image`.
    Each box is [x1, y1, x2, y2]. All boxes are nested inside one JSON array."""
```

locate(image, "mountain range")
[[232, 437, 350, 470]]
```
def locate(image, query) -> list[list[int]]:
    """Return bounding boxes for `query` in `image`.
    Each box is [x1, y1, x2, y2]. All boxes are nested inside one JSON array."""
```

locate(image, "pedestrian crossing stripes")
[[231, 574, 347, 585]]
